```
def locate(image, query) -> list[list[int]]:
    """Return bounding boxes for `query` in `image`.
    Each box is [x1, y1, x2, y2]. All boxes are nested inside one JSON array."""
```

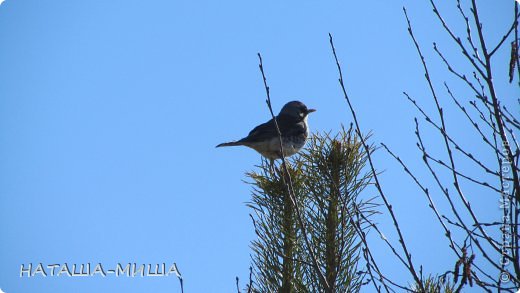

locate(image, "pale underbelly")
[[249, 135, 307, 160]]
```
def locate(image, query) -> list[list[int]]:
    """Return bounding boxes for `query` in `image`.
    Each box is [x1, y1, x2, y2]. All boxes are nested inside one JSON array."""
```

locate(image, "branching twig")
[[429, 0, 486, 79], [382, 142, 460, 256], [489, 7, 520, 57], [329, 33, 425, 292]]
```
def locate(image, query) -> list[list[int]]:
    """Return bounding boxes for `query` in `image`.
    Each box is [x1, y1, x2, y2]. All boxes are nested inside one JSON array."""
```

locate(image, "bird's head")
[[279, 101, 316, 120]]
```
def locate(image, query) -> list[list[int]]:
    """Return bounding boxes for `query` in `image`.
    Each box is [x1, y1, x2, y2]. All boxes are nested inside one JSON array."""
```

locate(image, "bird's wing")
[[240, 115, 305, 143], [240, 118, 277, 143]]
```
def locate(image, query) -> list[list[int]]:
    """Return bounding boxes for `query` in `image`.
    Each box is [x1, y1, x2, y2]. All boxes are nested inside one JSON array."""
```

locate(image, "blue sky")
[[0, 1, 516, 292]]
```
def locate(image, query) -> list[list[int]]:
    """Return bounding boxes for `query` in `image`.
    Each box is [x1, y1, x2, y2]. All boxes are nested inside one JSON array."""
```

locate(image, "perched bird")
[[216, 101, 316, 160]]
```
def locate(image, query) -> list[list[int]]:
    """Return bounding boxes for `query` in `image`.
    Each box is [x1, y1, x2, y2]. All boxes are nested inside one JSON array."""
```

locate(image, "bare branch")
[[470, 0, 520, 204], [489, 7, 520, 57], [381, 142, 460, 256], [428, 0, 486, 78], [443, 82, 502, 155], [404, 92, 500, 177], [329, 32, 425, 291]]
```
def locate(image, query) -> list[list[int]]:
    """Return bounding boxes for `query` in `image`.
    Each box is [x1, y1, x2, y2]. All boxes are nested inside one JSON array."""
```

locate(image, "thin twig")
[[444, 82, 502, 157], [381, 142, 460, 256], [470, 0, 520, 279], [429, 0, 486, 79], [405, 7, 511, 261], [257, 53, 330, 290], [404, 92, 500, 177], [329, 32, 425, 292], [456, 0, 483, 65], [489, 8, 520, 57], [433, 43, 485, 102]]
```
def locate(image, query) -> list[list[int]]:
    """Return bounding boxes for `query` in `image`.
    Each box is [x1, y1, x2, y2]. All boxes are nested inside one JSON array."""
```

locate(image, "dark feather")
[[216, 141, 244, 147], [238, 114, 306, 143]]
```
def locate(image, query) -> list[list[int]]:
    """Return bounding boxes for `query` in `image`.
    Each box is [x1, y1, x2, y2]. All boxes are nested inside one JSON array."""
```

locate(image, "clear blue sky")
[[0, 1, 516, 292]]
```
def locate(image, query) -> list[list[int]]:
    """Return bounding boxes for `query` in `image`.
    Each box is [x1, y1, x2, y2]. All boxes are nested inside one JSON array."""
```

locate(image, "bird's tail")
[[216, 141, 245, 148]]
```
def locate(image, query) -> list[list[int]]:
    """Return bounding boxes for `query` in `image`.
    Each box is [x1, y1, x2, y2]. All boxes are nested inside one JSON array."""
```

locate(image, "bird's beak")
[[307, 109, 316, 114]]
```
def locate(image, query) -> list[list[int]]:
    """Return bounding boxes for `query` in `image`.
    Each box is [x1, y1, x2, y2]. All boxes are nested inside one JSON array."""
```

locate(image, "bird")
[[216, 100, 316, 160]]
